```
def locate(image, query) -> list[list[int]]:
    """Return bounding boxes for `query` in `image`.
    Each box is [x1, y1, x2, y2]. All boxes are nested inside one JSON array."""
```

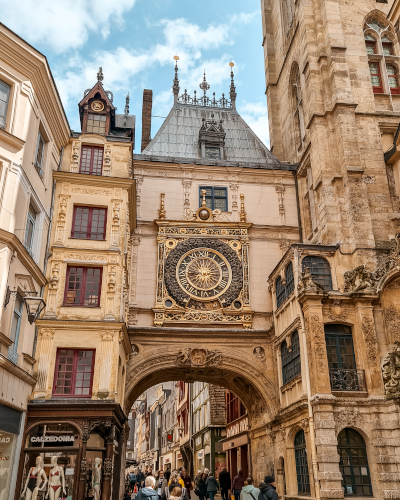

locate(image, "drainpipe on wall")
[[294, 248, 321, 500]]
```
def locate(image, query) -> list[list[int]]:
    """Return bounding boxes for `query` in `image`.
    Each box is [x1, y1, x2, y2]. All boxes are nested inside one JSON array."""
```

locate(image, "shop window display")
[[0, 431, 18, 500], [21, 456, 48, 500]]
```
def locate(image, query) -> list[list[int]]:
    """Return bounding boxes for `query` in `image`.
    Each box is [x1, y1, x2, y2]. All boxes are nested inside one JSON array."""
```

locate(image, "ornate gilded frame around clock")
[[153, 220, 253, 329]]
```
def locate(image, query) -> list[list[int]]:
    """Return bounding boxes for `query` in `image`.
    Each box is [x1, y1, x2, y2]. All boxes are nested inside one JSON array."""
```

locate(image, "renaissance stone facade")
[[261, 0, 400, 498]]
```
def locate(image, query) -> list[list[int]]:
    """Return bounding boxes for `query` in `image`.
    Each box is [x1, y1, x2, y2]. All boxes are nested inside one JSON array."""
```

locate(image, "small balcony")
[[329, 369, 366, 392], [8, 345, 19, 364]]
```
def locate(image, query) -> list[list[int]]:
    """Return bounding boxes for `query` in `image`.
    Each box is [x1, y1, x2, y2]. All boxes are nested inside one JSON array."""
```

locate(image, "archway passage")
[[124, 327, 278, 423]]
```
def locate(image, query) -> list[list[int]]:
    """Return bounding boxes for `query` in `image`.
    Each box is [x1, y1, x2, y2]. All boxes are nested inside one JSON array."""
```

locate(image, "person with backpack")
[[137, 470, 145, 491], [258, 478, 278, 500], [205, 472, 219, 500], [232, 471, 244, 500], [130, 472, 137, 492], [240, 478, 260, 500]]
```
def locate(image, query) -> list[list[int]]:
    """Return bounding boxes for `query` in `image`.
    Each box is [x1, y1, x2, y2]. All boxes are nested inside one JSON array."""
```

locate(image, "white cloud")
[[0, 0, 137, 53], [241, 101, 270, 147]]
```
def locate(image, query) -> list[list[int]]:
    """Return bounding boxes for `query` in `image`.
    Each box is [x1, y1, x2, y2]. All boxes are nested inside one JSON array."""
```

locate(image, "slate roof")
[[115, 114, 136, 129], [142, 104, 280, 165]]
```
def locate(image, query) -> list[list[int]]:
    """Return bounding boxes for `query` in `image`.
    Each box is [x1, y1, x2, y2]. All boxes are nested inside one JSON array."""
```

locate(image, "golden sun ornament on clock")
[[91, 100, 104, 112], [176, 248, 232, 300]]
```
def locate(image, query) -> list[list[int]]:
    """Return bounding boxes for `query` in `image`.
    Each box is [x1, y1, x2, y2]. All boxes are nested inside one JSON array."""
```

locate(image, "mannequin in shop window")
[[46, 456, 66, 500], [92, 458, 102, 500], [21, 456, 48, 500]]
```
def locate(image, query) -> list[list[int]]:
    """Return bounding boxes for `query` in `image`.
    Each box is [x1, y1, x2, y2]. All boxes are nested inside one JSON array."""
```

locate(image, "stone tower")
[[262, 0, 400, 499]]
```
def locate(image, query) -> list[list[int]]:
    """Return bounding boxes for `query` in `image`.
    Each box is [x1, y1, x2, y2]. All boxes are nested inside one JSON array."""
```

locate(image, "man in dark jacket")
[[135, 477, 159, 500], [218, 468, 231, 500], [137, 470, 145, 491], [258, 478, 278, 500]]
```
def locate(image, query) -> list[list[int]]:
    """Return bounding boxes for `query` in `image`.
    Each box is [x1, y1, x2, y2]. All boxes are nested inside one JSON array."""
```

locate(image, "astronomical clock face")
[[176, 248, 231, 301], [164, 238, 243, 309]]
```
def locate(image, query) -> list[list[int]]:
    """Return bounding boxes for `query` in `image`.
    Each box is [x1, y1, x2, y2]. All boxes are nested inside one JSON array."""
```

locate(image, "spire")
[[199, 70, 210, 97], [97, 67, 104, 84], [172, 56, 180, 103], [229, 62, 237, 110], [125, 93, 130, 115]]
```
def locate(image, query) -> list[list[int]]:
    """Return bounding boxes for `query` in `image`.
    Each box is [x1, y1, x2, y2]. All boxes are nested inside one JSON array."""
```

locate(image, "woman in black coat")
[[197, 473, 208, 500]]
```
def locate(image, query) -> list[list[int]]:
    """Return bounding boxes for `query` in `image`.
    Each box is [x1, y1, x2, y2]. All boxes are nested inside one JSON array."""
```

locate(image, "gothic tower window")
[[290, 64, 305, 151], [364, 18, 398, 94]]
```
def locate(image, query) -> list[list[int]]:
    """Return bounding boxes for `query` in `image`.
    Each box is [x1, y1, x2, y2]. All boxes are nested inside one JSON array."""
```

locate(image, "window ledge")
[[281, 375, 302, 393], [274, 292, 295, 316], [0, 128, 25, 152], [61, 305, 101, 308], [331, 390, 368, 398]]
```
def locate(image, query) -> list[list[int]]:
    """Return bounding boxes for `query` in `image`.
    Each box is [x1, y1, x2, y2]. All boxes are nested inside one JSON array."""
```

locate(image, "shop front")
[[15, 401, 127, 500], [161, 453, 172, 471], [0, 403, 24, 500], [221, 416, 250, 481], [175, 451, 183, 469]]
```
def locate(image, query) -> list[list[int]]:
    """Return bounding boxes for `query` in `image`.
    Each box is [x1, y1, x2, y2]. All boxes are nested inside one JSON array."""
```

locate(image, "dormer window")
[[87, 113, 106, 134], [205, 147, 220, 160]]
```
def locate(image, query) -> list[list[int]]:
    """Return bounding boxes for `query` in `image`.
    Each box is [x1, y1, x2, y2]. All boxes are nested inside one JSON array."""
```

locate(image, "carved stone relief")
[[384, 305, 400, 345], [382, 341, 400, 399], [176, 348, 222, 367], [361, 316, 379, 372], [327, 300, 347, 321], [334, 408, 364, 433], [305, 315, 328, 373]]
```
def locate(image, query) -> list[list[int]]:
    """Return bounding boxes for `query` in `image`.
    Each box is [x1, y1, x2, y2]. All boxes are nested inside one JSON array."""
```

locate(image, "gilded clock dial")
[[176, 248, 231, 300]]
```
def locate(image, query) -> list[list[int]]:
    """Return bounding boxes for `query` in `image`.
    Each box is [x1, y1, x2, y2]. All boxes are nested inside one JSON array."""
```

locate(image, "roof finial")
[[125, 92, 130, 115], [229, 62, 237, 110], [97, 67, 104, 84], [172, 56, 180, 103], [199, 70, 210, 97]]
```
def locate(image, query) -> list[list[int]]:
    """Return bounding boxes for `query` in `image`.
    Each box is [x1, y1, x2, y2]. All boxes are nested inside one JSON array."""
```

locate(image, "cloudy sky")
[[0, 0, 270, 151]]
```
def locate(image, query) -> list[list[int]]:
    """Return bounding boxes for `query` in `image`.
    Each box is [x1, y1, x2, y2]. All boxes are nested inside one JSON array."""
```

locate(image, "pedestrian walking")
[[232, 471, 244, 500], [218, 468, 231, 500], [135, 476, 159, 500], [169, 487, 184, 500], [161, 471, 171, 500], [205, 472, 219, 500], [137, 470, 145, 491], [156, 470, 165, 500], [181, 469, 193, 499], [258, 478, 278, 500], [240, 478, 259, 500], [130, 471, 137, 492], [196, 473, 207, 500]]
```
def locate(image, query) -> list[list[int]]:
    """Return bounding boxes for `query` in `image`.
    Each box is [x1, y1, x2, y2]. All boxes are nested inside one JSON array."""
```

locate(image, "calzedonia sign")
[[31, 435, 76, 443]]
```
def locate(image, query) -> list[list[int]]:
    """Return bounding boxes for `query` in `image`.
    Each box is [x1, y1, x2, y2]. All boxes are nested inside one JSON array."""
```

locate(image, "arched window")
[[386, 64, 400, 94], [294, 430, 310, 495], [369, 62, 383, 93], [281, 330, 301, 385], [276, 276, 286, 308], [338, 428, 372, 496], [365, 33, 377, 54], [285, 262, 295, 297], [382, 35, 394, 55], [302, 255, 333, 290]]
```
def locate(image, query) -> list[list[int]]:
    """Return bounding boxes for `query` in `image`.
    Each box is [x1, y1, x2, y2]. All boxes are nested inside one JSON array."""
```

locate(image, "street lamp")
[[24, 295, 46, 324], [178, 425, 184, 438]]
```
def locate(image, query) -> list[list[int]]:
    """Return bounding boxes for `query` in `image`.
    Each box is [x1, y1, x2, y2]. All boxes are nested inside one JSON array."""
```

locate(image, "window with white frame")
[[9, 293, 23, 364], [25, 204, 37, 255], [0, 80, 11, 129], [35, 131, 46, 178]]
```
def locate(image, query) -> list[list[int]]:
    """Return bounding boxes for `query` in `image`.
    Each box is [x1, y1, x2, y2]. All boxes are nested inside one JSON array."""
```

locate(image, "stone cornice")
[[36, 319, 128, 334], [128, 325, 274, 340], [0, 23, 70, 150], [0, 353, 36, 386], [53, 171, 134, 189], [0, 228, 46, 286], [133, 157, 296, 173], [0, 128, 25, 151]]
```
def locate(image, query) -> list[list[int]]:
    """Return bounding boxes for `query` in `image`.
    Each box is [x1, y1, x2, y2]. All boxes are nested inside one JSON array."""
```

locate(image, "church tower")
[[262, 0, 400, 499]]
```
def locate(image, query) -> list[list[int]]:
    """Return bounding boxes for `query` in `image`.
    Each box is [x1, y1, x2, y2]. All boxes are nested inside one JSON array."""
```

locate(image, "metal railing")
[[329, 368, 366, 391]]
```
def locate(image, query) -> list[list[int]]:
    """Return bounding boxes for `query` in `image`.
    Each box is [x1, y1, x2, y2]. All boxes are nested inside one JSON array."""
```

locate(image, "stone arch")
[[124, 346, 278, 423], [363, 10, 396, 33]]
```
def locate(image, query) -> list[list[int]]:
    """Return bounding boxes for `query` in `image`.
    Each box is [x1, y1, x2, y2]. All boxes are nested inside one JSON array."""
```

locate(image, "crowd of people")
[[124, 469, 278, 500]]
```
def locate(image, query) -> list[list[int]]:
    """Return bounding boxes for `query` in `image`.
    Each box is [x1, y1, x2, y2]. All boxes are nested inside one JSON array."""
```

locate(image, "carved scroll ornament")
[[176, 348, 222, 367]]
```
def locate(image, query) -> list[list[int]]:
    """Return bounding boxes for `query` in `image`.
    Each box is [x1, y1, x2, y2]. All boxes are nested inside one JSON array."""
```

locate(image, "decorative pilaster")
[[54, 192, 71, 246], [275, 185, 285, 225], [110, 199, 122, 250], [128, 235, 141, 326], [103, 145, 112, 176], [230, 183, 239, 221], [104, 265, 117, 321], [97, 331, 116, 398], [34, 329, 55, 399], [182, 179, 192, 212], [44, 260, 61, 318], [135, 177, 143, 219], [240, 194, 247, 222], [159, 193, 166, 220], [70, 141, 80, 172]]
